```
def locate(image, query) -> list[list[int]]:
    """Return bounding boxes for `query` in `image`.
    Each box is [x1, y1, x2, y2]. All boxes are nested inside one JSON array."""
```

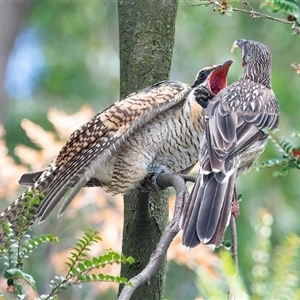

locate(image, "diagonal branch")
[[118, 172, 241, 299], [118, 173, 188, 300], [187, 0, 300, 34]]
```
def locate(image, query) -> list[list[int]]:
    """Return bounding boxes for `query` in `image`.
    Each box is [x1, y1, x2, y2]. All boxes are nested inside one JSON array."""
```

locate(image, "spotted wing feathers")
[[0, 81, 190, 247]]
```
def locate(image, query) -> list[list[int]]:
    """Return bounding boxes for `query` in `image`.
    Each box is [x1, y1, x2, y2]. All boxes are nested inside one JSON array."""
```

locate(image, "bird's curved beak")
[[231, 39, 248, 67], [231, 39, 247, 52], [208, 60, 233, 95]]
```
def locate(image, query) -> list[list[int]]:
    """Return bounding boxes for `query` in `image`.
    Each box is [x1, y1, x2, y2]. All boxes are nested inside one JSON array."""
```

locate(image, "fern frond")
[[43, 229, 134, 299], [65, 228, 101, 278], [267, 129, 293, 156], [258, 129, 300, 176], [18, 234, 60, 265]]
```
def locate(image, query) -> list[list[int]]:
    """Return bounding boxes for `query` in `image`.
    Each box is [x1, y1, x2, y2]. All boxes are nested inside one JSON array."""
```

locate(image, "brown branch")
[[118, 173, 188, 300], [228, 213, 240, 300], [187, 0, 300, 34], [230, 213, 238, 271]]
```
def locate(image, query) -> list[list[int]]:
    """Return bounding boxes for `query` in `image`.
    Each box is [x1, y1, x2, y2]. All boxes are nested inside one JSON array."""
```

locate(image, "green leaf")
[[71, 267, 78, 275], [84, 259, 93, 268], [113, 253, 120, 262], [126, 256, 135, 265], [92, 257, 99, 265], [262, 0, 300, 24], [77, 263, 85, 271]]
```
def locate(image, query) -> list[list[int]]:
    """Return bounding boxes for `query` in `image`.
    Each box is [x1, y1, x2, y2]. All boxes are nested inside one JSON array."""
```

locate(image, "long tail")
[[182, 169, 236, 249], [0, 157, 100, 251], [19, 170, 103, 188]]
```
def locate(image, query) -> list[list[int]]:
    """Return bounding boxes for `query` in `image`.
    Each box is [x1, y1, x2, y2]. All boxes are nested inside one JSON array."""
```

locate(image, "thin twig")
[[229, 214, 240, 300], [187, 0, 300, 34], [230, 213, 238, 271], [182, 174, 196, 183], [118, 173, 188, 300]]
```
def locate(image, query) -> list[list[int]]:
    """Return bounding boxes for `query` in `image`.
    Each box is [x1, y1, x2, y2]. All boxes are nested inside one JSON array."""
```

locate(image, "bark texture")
[[118, 0, 179, 298]]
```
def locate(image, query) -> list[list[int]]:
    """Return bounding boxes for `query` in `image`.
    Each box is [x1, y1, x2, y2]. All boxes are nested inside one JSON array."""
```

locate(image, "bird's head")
[[231, 39, 272, 88], [192, 60, 233, 108]]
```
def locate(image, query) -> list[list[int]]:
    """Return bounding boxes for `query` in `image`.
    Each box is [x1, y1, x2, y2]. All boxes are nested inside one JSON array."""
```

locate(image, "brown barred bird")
[[182, 39, 280, 249], [0, 60, 232, 246]]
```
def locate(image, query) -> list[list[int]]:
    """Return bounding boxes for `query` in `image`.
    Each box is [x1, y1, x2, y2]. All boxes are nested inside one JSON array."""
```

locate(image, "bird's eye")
[[192, 69, 209, 88], [199, 70, 207, 80]]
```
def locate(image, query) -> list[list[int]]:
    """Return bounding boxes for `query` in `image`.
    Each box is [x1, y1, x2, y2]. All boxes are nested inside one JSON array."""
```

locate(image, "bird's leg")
[[142, 165, 172, 191], [231, 186, 240, 218]]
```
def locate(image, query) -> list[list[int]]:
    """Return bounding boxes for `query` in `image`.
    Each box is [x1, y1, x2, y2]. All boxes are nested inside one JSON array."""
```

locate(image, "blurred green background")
[[1, 1, 300, 299]]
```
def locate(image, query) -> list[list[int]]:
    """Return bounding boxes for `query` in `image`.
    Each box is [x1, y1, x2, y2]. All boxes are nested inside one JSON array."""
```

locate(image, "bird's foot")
[[142, 165, 172, 191]]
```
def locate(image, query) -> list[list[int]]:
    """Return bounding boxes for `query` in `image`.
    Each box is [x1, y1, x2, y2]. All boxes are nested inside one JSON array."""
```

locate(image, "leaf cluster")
[[261, 0, 300, 24], [45, 228, 134, 300], [257, 129, 300, 177], [0, 189, 45, 258], [0, 193, 134, 299], [2, 229, 59, 298]]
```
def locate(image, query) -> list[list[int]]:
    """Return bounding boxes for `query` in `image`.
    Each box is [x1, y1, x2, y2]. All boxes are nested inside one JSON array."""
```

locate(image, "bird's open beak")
[[208, 60, 233, 95]]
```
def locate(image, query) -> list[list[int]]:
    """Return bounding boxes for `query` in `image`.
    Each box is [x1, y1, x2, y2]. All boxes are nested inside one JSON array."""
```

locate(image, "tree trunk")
[[0, 1, 33, 124], [118, 0, 178, 299]]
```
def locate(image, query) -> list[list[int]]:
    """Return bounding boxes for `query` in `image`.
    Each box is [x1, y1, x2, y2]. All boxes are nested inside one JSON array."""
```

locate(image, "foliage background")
[[1, 1, 300, 299]]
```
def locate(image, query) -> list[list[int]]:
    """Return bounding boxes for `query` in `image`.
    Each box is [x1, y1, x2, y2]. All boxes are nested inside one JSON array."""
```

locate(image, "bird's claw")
[[142, 165, 171, 191]]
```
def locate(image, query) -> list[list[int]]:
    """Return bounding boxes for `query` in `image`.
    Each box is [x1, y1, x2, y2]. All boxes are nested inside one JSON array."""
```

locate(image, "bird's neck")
[[182, 86, 214, 126], [241, 63, 272, 89], [190, 85, 214, 109], [184, 95, 205, 131]]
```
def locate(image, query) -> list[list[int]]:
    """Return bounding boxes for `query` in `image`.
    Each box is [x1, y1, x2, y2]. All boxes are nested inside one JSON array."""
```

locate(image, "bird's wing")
[[19, 81, 190, 188], [203, 82, 279, 173], [55, 81, 190, 164], [182, 82, 279, 248], [0, 81, 190, 249], [31, 81, 190, 220]]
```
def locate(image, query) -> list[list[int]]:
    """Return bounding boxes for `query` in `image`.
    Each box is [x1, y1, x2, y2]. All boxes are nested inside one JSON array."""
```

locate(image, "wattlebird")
[[182, 39, 280, 249], [0, 60, 232, 245]]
